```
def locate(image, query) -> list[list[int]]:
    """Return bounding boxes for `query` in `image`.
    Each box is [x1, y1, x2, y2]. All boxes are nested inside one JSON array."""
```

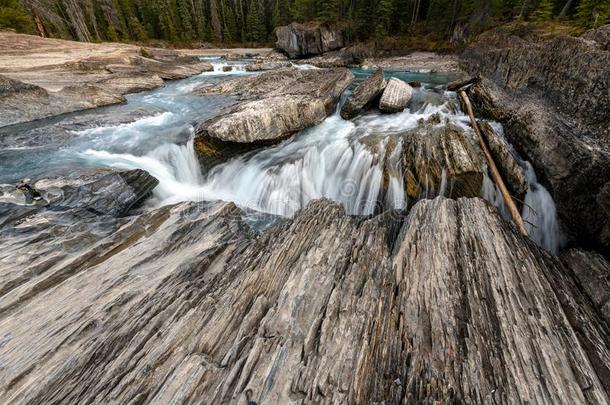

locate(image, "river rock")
[[296, 44, 374, 68], [462, 27, 610, 254], [340, 69, 386, 119], [478, 120, 528, 196], [0, 195, 609, 403], [194, 68, 353, 168], [378, 78, 413, 113], [275, 22, 345, 58]]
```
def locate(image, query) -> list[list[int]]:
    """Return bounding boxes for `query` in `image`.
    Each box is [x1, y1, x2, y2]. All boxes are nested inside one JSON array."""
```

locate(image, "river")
[[0, 57, 564, 253]]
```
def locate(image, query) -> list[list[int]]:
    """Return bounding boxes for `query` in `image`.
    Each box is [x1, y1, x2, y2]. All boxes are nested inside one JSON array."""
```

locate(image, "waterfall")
[[522, 162, 565, 255]]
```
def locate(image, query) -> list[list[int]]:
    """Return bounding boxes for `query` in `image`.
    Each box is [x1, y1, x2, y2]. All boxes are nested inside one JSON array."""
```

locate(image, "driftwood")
[[447, 75, 481, 91], [458, 90, 529, 236]]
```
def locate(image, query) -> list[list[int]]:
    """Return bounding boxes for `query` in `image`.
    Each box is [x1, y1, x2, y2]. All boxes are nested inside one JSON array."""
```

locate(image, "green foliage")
[[0, 0, 35, 33], [531, 0, 555, 21], [576, 0, 610, 28], [246, 0, 266, 41], [10, 0, 605, 45]]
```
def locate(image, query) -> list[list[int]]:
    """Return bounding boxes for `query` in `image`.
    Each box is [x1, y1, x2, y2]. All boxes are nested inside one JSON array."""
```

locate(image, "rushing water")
[[0, 58, 564, 253]]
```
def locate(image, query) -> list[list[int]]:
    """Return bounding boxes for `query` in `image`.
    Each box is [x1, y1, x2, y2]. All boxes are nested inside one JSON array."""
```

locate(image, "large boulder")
[[340, 69, 386, 119], [194, 68, 353, 168], [275, 22, 345, 58], [379, 77, 413, 113], [461, 27, 610, 254]]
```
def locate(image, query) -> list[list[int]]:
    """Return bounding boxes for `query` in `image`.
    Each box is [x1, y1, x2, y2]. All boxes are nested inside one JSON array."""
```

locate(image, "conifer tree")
[[246, 0, 266, 41], [531, 0, 554, 21], [576, 0, 610, 28]]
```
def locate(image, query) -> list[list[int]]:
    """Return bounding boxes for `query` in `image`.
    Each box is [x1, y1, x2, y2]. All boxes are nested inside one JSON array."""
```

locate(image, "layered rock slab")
[[0, 32, 213, 127], [0, 192, 608, 403]]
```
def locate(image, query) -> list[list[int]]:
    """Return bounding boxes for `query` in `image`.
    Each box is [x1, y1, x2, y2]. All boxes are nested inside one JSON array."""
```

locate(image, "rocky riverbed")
[[0, 27, 609, 404]]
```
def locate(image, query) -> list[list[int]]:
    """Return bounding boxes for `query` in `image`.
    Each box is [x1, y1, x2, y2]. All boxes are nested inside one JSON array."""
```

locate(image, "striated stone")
[[360, 116, 484, 202], [0, 32, 213, 127], [245, 61, 292, 71], [0, 196, 608, 403], [379, 77, 413, 113], [340, 68, 386, 119], [561, 248, 610, 324]]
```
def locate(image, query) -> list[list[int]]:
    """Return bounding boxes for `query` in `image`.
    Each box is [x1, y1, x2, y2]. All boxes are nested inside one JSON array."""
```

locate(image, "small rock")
[[379, 78, 413, 113]]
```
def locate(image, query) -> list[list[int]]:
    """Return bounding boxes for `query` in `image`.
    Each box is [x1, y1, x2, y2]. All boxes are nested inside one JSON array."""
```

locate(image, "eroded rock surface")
[[360, 115, 484, 202], [0, 32, 213, 127], [379, 77, 413, 113], [0, 191, 609, 403]]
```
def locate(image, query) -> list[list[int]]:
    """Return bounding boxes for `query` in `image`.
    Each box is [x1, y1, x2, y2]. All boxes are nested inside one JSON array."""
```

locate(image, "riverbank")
[[0, 32, 271, 127]]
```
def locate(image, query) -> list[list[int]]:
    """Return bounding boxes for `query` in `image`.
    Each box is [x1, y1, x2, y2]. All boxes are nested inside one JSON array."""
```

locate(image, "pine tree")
[[0, 0, 36, 33], [530, 0, 554, 21], [222, 1, 239, 42], [576, 0, 610, 28], [375, 0, 393, 36], [246, 0, 266, 41]]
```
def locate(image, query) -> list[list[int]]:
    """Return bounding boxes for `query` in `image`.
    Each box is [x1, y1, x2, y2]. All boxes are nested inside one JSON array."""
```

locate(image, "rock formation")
[[194, 68, 353, 168], [360, 115, 485, 203], [379, 77, 413, 113], [275, 22, 345, 58], [0, 32, 213, 127], [340, 69, 386, 119], [461, 26, 610, 253], [0, 177, 609, 403]]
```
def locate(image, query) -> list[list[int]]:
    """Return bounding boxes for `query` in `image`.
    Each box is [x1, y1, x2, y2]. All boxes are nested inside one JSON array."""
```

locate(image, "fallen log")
[[447, 76, 481, 92], [458, 90, 528, 236]]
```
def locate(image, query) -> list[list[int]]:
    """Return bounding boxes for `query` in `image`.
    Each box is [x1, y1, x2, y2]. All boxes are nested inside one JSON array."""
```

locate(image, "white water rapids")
[[2, 60, 565, 254]]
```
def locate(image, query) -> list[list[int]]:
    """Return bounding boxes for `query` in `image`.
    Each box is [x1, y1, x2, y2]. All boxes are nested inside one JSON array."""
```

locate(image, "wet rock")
[[561, 248, 610, 324], [478, 120, 528, 196], [194, 68, 353, 167], [275, 22, 345, 58], [379, 77, 413, 113], [31, 168, 159, 216], [245, 61, 292, 71], [360, 116, 484, 202], [222, 65, 233, 72], [466, 77, 610, 253], [0, 197, 608, 403], [340, 69, 386, 119]]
